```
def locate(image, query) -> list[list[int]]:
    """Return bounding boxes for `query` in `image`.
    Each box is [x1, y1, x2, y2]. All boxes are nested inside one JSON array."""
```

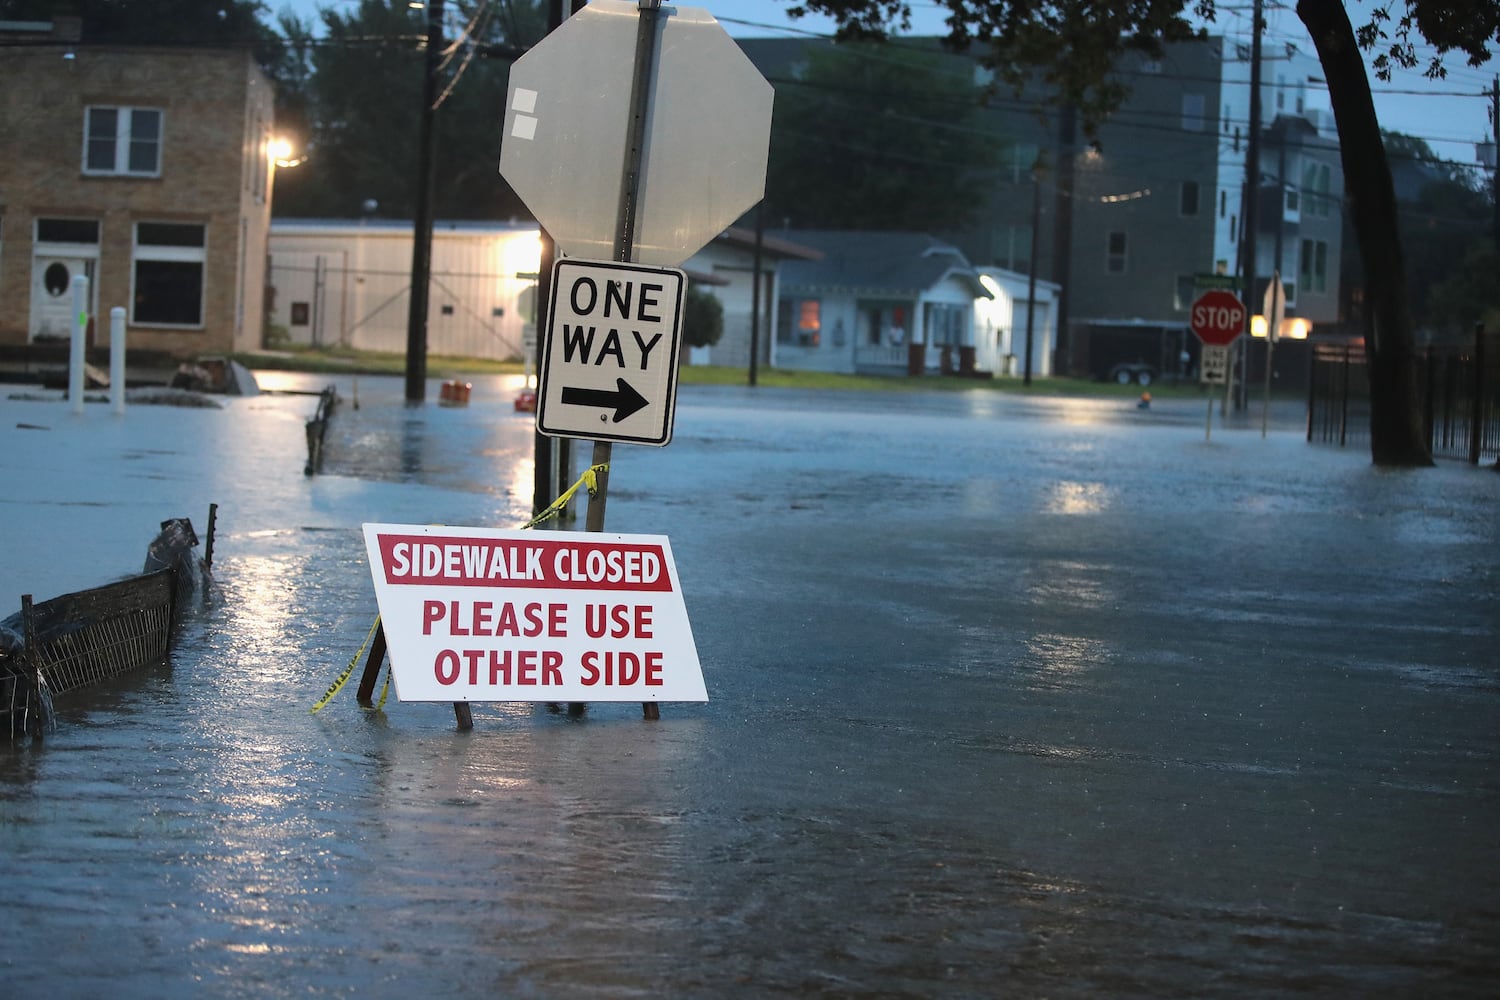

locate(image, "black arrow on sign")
[[561, 378, 649, 423]]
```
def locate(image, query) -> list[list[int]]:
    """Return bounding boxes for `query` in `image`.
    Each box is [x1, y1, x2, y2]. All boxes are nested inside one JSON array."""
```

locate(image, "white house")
[[773, 230, 1019, 377], [973, 265, 1061, 378]]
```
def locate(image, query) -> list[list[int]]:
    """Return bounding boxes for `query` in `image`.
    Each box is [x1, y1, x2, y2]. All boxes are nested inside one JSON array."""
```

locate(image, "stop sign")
[[1189, 289, 1246, 346], [498, 1, 773, 267]]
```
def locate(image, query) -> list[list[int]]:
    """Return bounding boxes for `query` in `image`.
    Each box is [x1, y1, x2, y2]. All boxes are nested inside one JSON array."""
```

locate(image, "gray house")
[[772, 230, 995, 376]]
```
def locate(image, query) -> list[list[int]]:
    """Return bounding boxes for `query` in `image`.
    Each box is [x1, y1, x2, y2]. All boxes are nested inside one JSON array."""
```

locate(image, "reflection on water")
[[399, 407, 426, 479], [1024, 558, 1116, 610], [1045, 480, 1112, 514], [1022, 632, 1111, 691]]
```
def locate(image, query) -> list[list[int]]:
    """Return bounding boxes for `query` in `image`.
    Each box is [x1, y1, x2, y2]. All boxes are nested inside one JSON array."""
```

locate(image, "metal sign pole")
[[577, 0, 665, 719], [584, 0, 662, 539]]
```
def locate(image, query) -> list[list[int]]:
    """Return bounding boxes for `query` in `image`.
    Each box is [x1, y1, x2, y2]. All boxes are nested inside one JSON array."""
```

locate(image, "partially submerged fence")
[[1308, 327, 1499, 464]]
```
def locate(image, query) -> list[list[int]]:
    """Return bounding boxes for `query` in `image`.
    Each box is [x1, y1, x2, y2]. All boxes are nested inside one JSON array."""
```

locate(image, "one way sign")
[[537, 258, 686, 447]]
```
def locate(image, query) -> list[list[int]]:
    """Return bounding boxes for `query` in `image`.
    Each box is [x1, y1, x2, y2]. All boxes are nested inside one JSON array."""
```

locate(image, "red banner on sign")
[[376, 534, 672, 591]]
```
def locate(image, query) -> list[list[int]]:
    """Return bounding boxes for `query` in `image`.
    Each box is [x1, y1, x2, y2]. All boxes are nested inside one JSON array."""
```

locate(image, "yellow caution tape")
[[311, 615, 381, 714], [520, 463, 608, 530], [318, 463, 610, 712], [376, 661, 392, 711]]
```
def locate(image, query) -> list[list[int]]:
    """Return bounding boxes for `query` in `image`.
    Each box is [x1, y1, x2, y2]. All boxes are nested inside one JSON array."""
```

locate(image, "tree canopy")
[[764, 40, 1006, 230], [270, 0, 546, 221], [0, 0, 283, 65], [1368, 132, 1499, 341]]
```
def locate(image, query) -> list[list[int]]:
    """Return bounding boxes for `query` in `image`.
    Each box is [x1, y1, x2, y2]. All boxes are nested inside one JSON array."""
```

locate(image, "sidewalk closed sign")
[[363, 523, 706, 703]]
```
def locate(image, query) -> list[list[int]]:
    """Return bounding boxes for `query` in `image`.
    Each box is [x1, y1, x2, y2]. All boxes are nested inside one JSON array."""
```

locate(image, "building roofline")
[[718, 226, 824, 260]]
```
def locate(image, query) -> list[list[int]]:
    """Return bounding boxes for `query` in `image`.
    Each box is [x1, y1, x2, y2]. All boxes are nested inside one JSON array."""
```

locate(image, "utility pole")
[[1235, 0, 1264, 414], [1490, 76, 1499, 253], [404, 0, 443, 404], [1051, 105, 1077, 375], [531, 0, 571, 518], [1023, 152, 1045, 386]]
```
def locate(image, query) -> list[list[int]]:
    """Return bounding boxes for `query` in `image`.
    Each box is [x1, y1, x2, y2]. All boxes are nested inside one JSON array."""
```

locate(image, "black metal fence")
[[1308, 328, 1499, 464]]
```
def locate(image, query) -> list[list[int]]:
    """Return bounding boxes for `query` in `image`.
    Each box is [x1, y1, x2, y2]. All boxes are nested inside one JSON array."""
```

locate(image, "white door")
[[30, 257, 95, 341]]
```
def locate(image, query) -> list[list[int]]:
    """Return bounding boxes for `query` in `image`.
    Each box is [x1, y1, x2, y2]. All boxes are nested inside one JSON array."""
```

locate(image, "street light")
[[268, 136, 305, 168], [1251, 315, 1310, 339]]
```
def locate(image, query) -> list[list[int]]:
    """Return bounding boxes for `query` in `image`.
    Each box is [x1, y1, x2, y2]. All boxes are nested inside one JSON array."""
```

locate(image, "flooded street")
[[3, 373, 1498, 997]]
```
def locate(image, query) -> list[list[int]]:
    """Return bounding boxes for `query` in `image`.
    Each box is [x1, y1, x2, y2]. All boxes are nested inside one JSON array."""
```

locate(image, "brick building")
[[0, 29, 276, 359]]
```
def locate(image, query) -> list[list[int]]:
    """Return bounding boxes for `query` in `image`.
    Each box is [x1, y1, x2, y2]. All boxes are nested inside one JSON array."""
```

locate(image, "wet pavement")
[[2, 372, 1498, 997]]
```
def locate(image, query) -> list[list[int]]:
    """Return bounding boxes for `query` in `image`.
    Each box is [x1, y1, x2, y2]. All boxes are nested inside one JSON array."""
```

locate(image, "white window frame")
[[1300, 239, 1328, 295], [83, 106, 163, 177], [131, 222, 207, 329], [1301, 159, 1332, 218]]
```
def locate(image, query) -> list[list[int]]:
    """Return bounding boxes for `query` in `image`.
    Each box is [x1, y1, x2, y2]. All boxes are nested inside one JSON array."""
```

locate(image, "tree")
[[0, 0, 278, 58], [682, 286, 725, 350], [271, 0, 545, 221], [792, 0, 1500, 467], [764, 40, 1006, 229], [1356, 132, 1497, 341], [1427, 242, 1500, 337]]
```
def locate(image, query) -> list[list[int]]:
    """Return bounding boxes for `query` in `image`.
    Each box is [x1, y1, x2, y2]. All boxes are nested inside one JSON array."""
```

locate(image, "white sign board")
[[363, 523, 707, 703], [498, 0, 773, 266], [537, 258, 684, 446], [1262, 270, 1286, 343], [1201, 343, 1230, 384]]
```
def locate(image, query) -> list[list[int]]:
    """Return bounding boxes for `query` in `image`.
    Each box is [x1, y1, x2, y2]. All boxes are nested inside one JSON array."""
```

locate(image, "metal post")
[[355, 624, 388, 705], [69, 275, 88, 415], [1470, 322, 1485, 465], [583, 0, 660, 538], [749, 203, 763, 387], [587, 0, 667, 721], [204, 502, 218, 569], [533, 236, 557, 518], [1338, 345, 1350, 448], [1306, 346, 1317, 442], [1024, 154, 1043, 386], [109, 306, 126, 415]]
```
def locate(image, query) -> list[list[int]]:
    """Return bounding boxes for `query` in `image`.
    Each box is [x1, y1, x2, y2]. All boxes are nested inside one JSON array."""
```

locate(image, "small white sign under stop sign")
[[1201, 344, 1230, 384], [363, 523, 706, 703]]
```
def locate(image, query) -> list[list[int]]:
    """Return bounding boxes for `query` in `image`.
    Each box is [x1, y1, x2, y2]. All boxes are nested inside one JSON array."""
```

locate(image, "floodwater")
[[2, 374, 1498, 997]]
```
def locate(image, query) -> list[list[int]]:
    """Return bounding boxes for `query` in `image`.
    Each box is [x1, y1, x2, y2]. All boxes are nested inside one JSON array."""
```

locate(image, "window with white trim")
[[1299, 239, 1328, 294], [776, 297, 821, 346], [84, 106, 163, 176], [1302, 160, 1332, 218], [132, 222, 206, 327]]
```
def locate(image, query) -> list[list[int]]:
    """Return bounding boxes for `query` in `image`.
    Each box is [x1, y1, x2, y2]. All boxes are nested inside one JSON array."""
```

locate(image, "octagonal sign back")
[[499, 0, 773, 267]]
